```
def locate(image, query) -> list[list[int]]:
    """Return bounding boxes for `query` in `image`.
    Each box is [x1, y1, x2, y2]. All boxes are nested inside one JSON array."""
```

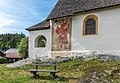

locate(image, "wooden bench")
[[28, 62, 60, 79]]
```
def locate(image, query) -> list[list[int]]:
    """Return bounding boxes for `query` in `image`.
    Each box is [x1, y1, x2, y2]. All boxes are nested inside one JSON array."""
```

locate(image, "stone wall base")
[[50, 51, 120, 61]]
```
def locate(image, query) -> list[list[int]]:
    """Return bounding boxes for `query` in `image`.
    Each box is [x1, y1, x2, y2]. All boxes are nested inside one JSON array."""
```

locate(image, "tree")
[[0, 33, 26, 51], [17, 38, 28, 59]]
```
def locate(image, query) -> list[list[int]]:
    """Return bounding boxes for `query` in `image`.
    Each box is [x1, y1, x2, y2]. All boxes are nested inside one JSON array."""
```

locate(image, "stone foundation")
[[50, 51, 120, 61]]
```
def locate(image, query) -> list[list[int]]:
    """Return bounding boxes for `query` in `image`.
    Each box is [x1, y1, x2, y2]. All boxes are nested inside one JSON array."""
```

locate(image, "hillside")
[[0, 59, 120, 83]]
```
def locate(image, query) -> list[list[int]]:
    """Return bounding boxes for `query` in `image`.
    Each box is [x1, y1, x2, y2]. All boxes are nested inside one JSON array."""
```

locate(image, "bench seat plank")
[[29, 69, 60, 72], [32, 64, 60, 66]]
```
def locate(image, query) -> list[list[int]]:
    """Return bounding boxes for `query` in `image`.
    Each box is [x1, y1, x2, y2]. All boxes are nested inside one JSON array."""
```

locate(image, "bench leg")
[[50, 72, 57, 79], [31, 72, 39, 78], [33, 72, 37, 76]]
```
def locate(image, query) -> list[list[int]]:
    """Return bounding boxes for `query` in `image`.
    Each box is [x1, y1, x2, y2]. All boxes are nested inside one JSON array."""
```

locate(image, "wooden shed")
[[4, 48, 21, 63]]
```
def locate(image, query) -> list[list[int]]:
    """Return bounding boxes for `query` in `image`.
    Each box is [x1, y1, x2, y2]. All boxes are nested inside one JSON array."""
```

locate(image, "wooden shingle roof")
[[47, 0, 120, 20], [26, 20, 50, 31], [27, 0, 120, 31]]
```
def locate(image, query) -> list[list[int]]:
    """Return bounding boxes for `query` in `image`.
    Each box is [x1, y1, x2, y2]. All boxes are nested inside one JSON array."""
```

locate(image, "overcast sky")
[[0, 0, 57, 36]]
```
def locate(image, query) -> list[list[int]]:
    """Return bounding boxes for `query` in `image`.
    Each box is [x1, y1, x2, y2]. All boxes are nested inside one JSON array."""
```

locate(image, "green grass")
[[0, 59, 120, 83]]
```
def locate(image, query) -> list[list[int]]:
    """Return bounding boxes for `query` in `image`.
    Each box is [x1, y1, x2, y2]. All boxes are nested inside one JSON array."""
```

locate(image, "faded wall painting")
[[52, 18, 71, 51]]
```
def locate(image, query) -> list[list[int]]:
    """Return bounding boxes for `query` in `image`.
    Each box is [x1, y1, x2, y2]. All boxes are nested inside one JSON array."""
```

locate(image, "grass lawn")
[[0, 59, 120, 83]]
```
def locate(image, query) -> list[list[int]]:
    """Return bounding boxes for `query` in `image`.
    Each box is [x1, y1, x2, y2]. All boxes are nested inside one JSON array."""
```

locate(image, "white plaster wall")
[[29, 29, 51, 59], [72, 7, 120, 51]]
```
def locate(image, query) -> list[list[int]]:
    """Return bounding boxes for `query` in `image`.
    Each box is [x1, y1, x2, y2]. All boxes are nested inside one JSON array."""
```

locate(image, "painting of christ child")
[[52, 18, 71, 51]]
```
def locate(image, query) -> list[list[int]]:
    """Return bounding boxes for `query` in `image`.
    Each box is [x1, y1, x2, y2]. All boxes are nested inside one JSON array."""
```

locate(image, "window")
[[35, 35, 47, 47], [83, 15, 98, 36]]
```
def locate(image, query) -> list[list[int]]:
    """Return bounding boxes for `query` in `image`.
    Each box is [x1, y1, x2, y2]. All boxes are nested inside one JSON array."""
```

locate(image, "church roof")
[[26, 20, 50, 31], [47, 0, 120, 20], [27, 0, 120, 31]]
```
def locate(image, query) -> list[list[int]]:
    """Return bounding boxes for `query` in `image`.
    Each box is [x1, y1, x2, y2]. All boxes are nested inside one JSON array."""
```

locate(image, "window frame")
[[35, 35, 47, 48], [83, 15, 98, 36]]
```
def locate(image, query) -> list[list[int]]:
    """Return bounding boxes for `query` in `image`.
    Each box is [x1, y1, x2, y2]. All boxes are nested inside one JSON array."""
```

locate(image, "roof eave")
[[46, 15, 73, 20], [73, 4, 120, 15], [26, 26, 50, 31]]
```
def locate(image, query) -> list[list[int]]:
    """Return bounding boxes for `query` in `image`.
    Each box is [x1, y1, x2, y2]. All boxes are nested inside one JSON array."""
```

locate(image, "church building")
[[26, 0, 120, 58]]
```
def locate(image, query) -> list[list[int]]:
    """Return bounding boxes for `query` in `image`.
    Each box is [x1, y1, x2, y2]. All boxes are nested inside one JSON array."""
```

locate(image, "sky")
[[0, 0, 57, 36]]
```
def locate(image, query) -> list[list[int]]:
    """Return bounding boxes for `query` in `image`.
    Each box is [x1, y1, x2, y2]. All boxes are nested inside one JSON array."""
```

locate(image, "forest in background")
[[0, 33, 28, 58], [0, 33, 26, 51]]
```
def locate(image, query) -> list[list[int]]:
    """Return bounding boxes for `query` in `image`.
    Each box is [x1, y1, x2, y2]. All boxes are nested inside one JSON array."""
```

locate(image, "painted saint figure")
[[54, 19, 70, 51]]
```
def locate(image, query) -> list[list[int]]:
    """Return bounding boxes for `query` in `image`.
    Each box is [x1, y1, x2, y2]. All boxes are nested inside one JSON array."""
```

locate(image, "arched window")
[[35, 35, 47, 47], [83, 15, 98, 36]]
